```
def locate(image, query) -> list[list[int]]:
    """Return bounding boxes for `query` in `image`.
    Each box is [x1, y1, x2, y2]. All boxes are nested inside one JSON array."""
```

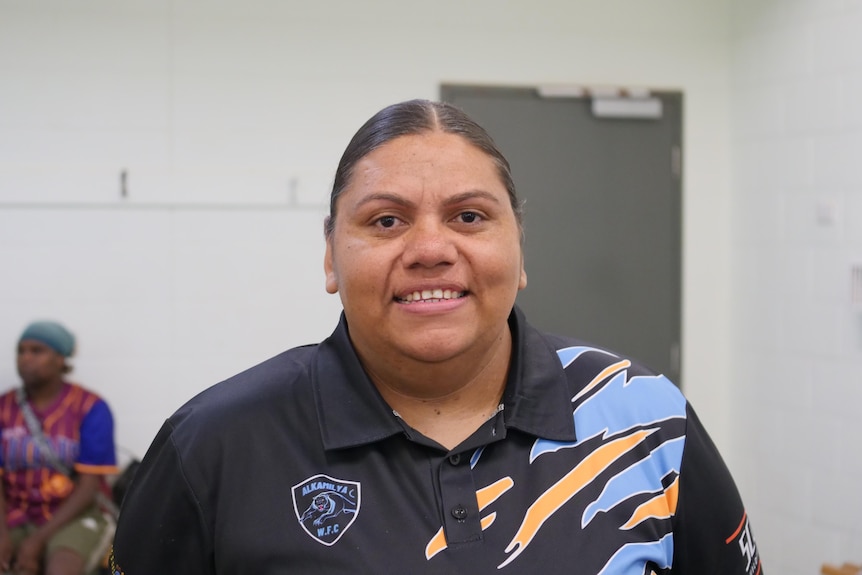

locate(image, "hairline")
[[324, 100, 524, 240]]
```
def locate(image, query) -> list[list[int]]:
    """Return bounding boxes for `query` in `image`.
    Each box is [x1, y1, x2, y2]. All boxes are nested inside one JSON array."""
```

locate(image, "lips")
[[395, 288, 467, 303]]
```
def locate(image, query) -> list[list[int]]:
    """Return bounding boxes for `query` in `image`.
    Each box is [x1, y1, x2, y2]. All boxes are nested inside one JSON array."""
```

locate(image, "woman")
[[1, 321, 118, 575], [111, 100, 763, 574]]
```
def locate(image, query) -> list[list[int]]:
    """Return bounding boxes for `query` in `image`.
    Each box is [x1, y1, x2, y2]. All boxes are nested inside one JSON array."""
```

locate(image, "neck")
[[24, 378, 65, 409], [361, 329, 512, 450]]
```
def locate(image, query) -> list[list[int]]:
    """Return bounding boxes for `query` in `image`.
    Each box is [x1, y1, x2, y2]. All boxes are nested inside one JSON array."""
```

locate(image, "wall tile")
[[0, 6, 170, 131], [808, 16, 856, 75], [784, 76, 843, 134], [811, 133, 862, 187], [845, 76, 862, 128], [784, 191, 845, 247]]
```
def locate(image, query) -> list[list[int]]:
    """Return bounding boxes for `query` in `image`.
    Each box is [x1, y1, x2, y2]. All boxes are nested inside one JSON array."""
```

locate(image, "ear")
[[49, 351, 70, 376], [324, 237, 339, 294], [518, 253, 527, 290]]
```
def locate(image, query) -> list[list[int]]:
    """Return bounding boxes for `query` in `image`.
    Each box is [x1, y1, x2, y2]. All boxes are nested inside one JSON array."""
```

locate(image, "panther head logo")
[[292, 474, 361, 546]]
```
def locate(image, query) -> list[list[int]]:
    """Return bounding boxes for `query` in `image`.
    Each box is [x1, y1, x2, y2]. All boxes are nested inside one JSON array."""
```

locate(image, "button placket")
[[437, 452, 481, 546]]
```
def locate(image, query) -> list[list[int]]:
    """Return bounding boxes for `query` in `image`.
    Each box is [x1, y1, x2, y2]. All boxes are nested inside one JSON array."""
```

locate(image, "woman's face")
[[17, 340, 65, 387], [324, 130, 527, 369]]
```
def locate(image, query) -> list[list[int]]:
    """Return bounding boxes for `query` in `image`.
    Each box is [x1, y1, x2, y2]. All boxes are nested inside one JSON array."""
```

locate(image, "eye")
[[456, 211, 482, 224], [376, 215, 398, 228]]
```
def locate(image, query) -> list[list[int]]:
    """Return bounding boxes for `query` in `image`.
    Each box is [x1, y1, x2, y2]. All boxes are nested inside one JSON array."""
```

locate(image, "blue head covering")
[[18, 321, 76, 357]]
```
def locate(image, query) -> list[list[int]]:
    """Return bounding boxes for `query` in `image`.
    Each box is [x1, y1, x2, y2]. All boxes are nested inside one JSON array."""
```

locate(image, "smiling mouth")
[[395, 289, 467, 304]]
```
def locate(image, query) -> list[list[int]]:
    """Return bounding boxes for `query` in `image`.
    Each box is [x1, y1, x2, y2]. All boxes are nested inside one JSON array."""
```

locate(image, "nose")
[[401, 218, 457, 269]]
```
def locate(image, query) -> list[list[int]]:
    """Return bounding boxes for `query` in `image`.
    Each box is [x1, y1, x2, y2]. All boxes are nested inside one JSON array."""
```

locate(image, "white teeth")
[[399, 290, 464, 303]]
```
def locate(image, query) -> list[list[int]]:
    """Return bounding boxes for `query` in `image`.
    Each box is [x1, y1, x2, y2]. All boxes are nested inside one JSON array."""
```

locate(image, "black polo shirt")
[[111, 308, 763, 574]]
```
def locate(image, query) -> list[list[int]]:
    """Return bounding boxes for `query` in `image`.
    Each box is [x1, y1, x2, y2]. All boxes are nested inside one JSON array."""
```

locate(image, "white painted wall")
[[24, 0, 862, 565], [728, 0, 862, 572], [0, 0, 734, 456]]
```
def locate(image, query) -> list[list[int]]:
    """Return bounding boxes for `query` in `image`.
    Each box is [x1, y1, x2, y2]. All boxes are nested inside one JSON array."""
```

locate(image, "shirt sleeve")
[[75, 398, 118, 474], [111, 420, 213, 575], [672, 404, 764, 575]]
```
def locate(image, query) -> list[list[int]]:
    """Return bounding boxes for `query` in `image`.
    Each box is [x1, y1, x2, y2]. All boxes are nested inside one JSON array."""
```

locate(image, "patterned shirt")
[[112, 308, 763, 574], [0, 382, 118, 527]]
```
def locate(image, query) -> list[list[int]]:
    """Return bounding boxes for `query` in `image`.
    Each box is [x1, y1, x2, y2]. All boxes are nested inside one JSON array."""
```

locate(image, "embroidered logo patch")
[[292, 474, 360, 546]]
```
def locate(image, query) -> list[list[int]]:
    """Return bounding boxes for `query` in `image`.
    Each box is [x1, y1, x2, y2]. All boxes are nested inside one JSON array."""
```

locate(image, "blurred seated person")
[[0, 321, 118, 575]]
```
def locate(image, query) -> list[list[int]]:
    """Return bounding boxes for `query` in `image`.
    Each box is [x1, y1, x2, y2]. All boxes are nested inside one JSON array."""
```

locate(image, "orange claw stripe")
[[501, 429, 653, 566], [477, 477, 514, 510], [425, 477, 515, 560], [622, 475, 679, 530], [480, 511, 498, 530], [425, 527, 447, 560], [573, 359, 632, 402]]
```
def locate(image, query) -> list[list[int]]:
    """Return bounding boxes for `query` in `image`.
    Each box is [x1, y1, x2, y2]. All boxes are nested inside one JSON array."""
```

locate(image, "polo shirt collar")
[[502, 307, 577, 442], [313, 307, 576, 451], [313, 314, 403, 450]]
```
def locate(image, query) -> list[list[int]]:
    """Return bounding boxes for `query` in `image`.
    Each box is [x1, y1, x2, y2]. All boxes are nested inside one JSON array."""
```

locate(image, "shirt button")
[[448, 454, 461, 466], [451, 505, 468, 520]]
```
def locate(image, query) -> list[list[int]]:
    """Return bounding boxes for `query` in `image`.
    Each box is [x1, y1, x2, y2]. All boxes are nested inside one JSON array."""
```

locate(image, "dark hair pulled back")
[[324, 99, 523, 238]]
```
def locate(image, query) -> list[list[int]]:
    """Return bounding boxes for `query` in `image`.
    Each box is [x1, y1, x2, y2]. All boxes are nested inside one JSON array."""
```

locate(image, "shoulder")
[[65, 381, 104, 400], [538, 331, 683, 400], [186, 343, 318, 406], [154, 344, 323, 489], [64, 382, 113, 414], [0, 388, 17, 405], [0, 389, 18, 426], [530, 330, 688, 436], [168, 344, 320, 435]]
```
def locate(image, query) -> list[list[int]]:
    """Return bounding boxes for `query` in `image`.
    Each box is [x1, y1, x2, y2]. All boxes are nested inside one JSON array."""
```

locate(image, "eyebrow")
[[445, 190, 504, 207], [352, 189, 503, 210], [353, 193, 413, 210]]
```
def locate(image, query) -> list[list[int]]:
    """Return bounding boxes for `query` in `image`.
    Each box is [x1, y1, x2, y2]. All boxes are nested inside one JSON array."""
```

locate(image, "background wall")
[[0, 0, 859, 571], [729, 1, 862, 573], [0, 0, 733, 458]]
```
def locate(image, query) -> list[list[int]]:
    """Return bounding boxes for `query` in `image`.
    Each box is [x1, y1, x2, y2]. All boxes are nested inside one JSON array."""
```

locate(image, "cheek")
[[331, 240, 387, 294], [480, 241, 524, 284]]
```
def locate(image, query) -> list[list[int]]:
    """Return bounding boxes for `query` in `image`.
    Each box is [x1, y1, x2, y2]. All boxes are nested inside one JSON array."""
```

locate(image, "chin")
[[399, 338, 474, 364]]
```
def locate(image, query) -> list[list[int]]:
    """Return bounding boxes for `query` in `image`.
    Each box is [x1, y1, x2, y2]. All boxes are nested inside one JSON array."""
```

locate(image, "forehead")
[[346, 131, 504, 195], [17, 339, 55, 353]]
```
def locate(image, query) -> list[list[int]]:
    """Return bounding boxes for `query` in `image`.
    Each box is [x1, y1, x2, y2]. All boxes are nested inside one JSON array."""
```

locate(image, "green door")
[[442, 85, 683, 385]]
